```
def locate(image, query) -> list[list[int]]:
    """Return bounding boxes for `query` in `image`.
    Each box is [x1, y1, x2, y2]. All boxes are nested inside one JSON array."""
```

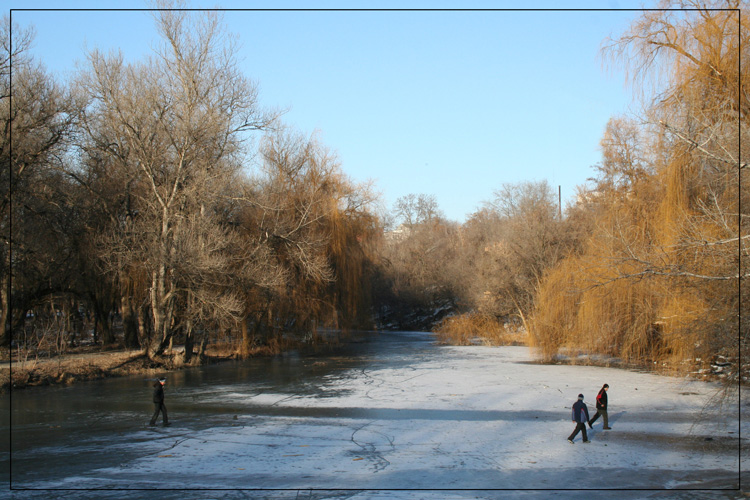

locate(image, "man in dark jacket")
[[589, 383, 610, 429], [567, 394, 590, 444], [149, 377, 169, 426]]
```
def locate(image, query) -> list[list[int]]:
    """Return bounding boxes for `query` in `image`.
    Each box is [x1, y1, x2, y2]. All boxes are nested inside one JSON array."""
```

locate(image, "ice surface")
[[7, 342, 747, 499]]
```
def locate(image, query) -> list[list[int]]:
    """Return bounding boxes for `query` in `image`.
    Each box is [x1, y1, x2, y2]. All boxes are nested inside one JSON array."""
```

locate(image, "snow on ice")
[[9, 343, 747, 499]]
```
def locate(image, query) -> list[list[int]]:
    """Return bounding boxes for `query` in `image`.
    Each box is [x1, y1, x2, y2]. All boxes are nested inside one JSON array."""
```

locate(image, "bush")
[[434, 312, 522, 346]]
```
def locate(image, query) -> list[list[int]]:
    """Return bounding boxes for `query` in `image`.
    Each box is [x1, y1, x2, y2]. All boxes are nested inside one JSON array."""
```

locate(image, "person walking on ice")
[[568, 393, 590, 444], [150, 377, 169, 426], [589, 383, 611, 430]]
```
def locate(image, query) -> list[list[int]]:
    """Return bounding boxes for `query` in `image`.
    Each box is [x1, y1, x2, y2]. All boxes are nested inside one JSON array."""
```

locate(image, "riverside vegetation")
[[2, 2, 746, 391]]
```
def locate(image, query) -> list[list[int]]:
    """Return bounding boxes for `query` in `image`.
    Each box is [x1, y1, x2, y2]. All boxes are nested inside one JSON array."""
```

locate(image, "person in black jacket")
[[149, 377, 169, 426], [567, 394, 590, 444], [589, 383, 610, 429]]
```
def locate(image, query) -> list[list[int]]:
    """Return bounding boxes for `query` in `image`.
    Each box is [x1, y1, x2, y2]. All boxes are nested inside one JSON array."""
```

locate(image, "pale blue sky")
[[10, 1, 652, 222]]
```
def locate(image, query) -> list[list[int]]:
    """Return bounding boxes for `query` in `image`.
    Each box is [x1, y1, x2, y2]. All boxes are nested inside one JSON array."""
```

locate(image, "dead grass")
[[2, 350, 148, 391], [433, 312, 527, 346]]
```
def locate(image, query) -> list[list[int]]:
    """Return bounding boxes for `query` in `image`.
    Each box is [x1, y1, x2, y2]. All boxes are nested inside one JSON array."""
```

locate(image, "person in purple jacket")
[[567, 393, 590, 444]]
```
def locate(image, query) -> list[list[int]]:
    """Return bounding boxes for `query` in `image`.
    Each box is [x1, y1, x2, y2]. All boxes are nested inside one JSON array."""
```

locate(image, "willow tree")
[[530, 1, 747, 377], [325, 159, 380, 331], [602, 0, 746, 367], [232, 128, 380, 356], [75, 9, 277, 358]]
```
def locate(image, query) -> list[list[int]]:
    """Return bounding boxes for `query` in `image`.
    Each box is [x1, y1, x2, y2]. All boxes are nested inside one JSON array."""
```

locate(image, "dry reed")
[[434, 312, 522, 346]]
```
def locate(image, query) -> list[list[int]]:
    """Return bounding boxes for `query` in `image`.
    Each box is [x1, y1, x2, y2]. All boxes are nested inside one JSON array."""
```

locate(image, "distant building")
[[384, 224, 411, 242], [575, 189, 603, 206]]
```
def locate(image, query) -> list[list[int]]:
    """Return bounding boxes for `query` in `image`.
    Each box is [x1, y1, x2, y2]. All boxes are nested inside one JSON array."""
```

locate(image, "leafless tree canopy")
[[4, 11, 377, 361]]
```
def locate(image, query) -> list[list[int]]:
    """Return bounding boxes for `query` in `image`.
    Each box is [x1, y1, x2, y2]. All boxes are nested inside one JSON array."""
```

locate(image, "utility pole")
[[558, 185, 562, 220]]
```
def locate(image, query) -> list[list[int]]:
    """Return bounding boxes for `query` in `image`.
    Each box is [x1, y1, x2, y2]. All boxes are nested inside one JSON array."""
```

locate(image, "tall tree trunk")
[[149, 270, 163, 357], [92, 312, 99, 345], [120, 275, 139, 348], [138, 303, 152, 352], [149, 209, 176, 358], [197, 330, 208, 361], [148, 263, 172, 358], [92, 295, 114, 345], [183, 318, 193, 364], [122, 299, 139, 349], [0, 270, 9, 347], [240, 315, 250, 359]]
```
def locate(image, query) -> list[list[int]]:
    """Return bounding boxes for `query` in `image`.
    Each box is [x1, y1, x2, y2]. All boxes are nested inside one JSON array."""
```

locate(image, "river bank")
[[1, 330, 358, 392], [0, 343, 240, 392], [2, 337, 735, 394]]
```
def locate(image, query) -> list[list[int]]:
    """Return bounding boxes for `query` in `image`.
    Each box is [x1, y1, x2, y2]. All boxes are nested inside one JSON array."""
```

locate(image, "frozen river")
[[2, 331, 747, 499]]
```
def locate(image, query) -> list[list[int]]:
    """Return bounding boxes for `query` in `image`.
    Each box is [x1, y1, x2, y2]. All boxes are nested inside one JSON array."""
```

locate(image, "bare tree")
[[432, 180, 566, 326], [75, 9, 278, 358], [393, 193, 444, 228], [1, 17, 78, 346], [378, 195, 459, 329]]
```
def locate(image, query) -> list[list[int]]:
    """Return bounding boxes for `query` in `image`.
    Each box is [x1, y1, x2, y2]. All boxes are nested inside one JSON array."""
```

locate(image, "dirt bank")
[[1, 332, 354, 393], [0, 345, 238, 392]]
